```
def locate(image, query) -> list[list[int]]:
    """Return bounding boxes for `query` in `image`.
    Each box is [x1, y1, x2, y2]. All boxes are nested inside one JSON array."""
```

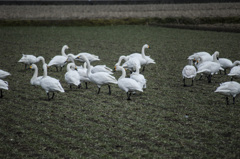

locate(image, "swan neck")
[[117, 56, 126, 65], [31, 66, 38, 81], [62, 46, 67, 56], [141, 46, 146, 58], [83, 56, 91, 77], [119, 67, 126, 80], [43, 64, 48, 77]]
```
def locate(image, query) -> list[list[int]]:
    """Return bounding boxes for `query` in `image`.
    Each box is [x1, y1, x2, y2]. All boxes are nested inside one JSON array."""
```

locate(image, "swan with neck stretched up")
[[48, 45, 69, 71], [116, 65, 143, 100], [130, 63, 147, 89], [79, 54, 117, 95], [215, 81, 240, 105], [30, 64, 43, 86], [0, 69, 11, 79], [40, 64, 65, 100], [0, 79, 8, 98], [128, 44, 155, 72], [182, 60, 197, 86], [65, 63, 81, 89]]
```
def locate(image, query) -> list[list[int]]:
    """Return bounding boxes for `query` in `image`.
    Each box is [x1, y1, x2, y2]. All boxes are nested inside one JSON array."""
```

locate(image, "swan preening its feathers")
[[182, 60, 197, 86]]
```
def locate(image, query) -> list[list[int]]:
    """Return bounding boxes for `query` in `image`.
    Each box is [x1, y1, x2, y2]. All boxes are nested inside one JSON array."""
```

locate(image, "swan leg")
[[78, 84, 81, 89], [226, 97, 229, 105], [183, 78, 186, 87], [231, 77, 233, 81], [85, 82, 88, 89], [198, 74, 203, 80], [233, 97, 235, 104], [224, 69, 227, 75], [47, 92, 51, 100], [108, 85, 111, 95], [0, 90, 3, 98], [208, 75, 212, 83], [141, 66, 145, 73], [70, 85, 72, 90], [55, 66, 58, 72], [97, 87, 101, 94], [51, 92, 55, 99], [60, 66, 63, 72], [127, 92, 131, 100]]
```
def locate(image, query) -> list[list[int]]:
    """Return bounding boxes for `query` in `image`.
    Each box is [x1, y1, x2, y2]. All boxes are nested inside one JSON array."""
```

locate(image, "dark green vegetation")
[[0, 25, 240, 158]]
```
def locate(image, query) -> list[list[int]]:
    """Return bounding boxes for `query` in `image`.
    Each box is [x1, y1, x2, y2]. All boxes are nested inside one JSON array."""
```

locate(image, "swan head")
[[30, 64, 37, 69], [213, 51, 220, 60], [63, 45, 69, 49], [143, 44, 150, 49]]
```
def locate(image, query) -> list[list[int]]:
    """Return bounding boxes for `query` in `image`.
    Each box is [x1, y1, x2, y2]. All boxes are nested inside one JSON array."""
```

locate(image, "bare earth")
[[0, 3, 239, 20]]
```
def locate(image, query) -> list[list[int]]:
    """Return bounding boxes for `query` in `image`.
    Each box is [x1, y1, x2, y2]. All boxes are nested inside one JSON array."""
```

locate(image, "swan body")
[[40, 64, 65, 100], [116, 65, 143, 100], [18, 54, 40, 69], [47, 45, 69, 71], [228, 66, 240, 80], [182, 60, 197, 86], [91, 65, 113, 74], [75, 52, 100, 63], [188, 51, 211, 62], [79, 54, 117, 94], [65, 63, 81, 89], [219, 59, 240, 74], [0, 69, 11, 79], [0, 79, 8, 98], [128, 44, 155, 71], [122, 57, 141, 72], [196, 51, 221, 83], [215, 81, 240, 104], [30, 64, 42, 86], [130, 63, 147, 89]]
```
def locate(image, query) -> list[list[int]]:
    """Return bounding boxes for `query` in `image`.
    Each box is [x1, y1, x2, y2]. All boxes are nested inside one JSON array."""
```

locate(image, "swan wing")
[[0, 70, 11, 79], [48, 56, 67, 67]]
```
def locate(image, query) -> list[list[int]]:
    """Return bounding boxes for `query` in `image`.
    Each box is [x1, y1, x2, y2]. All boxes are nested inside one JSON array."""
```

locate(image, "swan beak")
[[74, 67, 78, 70], [113, 66, 116, 72], [193, 58, 196, 62], [76, 56, 80, 59], [148, 45, 150, 49], [30, 65, 32, 69]]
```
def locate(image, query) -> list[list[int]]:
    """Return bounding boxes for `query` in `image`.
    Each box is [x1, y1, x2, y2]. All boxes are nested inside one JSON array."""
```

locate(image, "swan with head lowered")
[[18, 54, 40, 69], [115, 65, 143, 100], [48, 45, 69, 71], [75, 52, 100, 63], [182, 60, 197, 86], [130, 62, 147, 89], [114, 55, 141, 73], [0, 69, 11, 79], [40, 64, 65, 100], [215, 81, 240, 105], [196, 51, 221, 83], [79, 54, 117, 95], [65, 63, 81, 89], [228, 64, 240, 81], [219, 59, 240, 75], [0, 79, 8, 98], [30, 64, 43, 86]]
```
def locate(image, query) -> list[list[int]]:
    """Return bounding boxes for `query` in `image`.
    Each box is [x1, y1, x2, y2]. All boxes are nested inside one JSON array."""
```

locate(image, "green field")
[[0, 25, 240, 158]]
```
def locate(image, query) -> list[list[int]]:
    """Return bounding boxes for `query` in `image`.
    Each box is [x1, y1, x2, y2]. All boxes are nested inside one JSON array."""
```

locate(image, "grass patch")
[[0, 25, 240, 158]]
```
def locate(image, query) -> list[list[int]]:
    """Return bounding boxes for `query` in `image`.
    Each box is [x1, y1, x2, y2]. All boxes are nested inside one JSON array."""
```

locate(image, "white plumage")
[[196, 51, 221, 83], [75, 52, 100, 63], [47, 45, 69, 71], [40, 64, 65, 100], [182, 60, 197, 86], [79, 54, 117, 94], [18, 54, 39, 68], [30, 64, 42, 86], [130, 63, 147, 89], [215, 81, 240, 105], [0, 69, 11, 79], [116, 65, 143, 100], [0, 79, 8, 98], [65, 63, 81, 89], [228, 65, 240, 81]]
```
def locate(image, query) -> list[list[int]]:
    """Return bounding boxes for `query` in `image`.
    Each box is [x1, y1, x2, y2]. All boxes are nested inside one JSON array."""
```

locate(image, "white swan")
[[114, 55, 141, 73], [128, 44, 155, 72], [18, 54, 39, 69], [130, 63, 147, 89], [91, 65, 113, 74], [188, 51, 212, 62], [40, 64, 65, 100], [48, 45, 69, 71], [65, 63, 81, 89], [182, 60, 197, 86], [0, 69, 11, 79], [114, 55, 129, 70], [79, 54, 117, 94], [196, 51, 221, 83], [219, 59, 240, 74], [215, 81, 240, 105], [228, 65, 240, 81], [67, 55, 90, 89], [115, 65, 143, 100], [75, 52, 100, 63], [30, 64, 42, 86], [0, 79, 8, 98]]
